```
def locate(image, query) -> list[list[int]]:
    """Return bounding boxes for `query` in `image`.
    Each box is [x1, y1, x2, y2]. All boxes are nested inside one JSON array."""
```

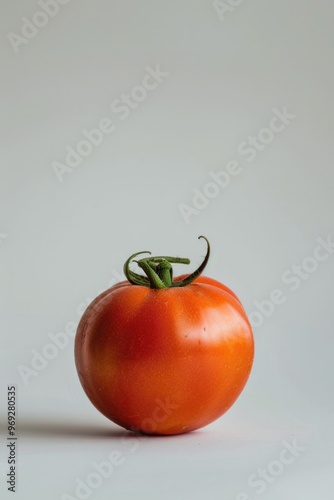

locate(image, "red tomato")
[[75, 237, 254, 435]]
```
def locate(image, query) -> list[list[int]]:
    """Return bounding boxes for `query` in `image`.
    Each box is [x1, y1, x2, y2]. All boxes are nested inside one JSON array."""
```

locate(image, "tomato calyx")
[[123, 236, 210, 289]]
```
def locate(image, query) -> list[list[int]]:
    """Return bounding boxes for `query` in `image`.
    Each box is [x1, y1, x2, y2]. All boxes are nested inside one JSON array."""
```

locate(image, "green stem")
[[136, 259, 167, 289], [156, 260, 173, 287], [172, 236, 210, 287], [123, 236, 210, 289], [123, 251, 151, 286]]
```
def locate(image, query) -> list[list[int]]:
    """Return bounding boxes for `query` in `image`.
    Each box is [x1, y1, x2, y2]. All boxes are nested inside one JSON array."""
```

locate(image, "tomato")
[[75, 237, 254, 435]]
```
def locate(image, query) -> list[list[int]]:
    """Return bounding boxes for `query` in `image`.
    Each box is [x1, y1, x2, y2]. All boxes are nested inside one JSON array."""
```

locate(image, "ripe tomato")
[[75, 237, 254, 435]]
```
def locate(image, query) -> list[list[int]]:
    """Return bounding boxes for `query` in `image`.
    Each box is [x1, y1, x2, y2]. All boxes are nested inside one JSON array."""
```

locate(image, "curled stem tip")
[[123, 236, 210, 289]]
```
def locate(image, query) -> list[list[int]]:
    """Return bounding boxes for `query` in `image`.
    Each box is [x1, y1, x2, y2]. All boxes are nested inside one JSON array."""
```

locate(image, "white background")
[[1, 1, 334, 499]]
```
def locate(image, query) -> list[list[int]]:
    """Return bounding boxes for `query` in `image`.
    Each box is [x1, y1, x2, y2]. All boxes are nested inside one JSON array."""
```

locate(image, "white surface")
[[1, 0, 334, 499]]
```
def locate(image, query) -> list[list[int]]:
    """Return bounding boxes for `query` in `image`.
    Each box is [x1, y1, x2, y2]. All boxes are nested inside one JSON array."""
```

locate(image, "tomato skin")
[[75, 276, 254, 435]]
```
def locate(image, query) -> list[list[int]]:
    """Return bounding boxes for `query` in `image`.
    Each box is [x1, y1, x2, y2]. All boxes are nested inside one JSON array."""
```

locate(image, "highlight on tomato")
[[75, 236, 254, 435]]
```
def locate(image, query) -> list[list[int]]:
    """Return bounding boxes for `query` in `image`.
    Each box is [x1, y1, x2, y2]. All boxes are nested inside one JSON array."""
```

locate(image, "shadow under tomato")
[[0, 419, 208, 441]]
